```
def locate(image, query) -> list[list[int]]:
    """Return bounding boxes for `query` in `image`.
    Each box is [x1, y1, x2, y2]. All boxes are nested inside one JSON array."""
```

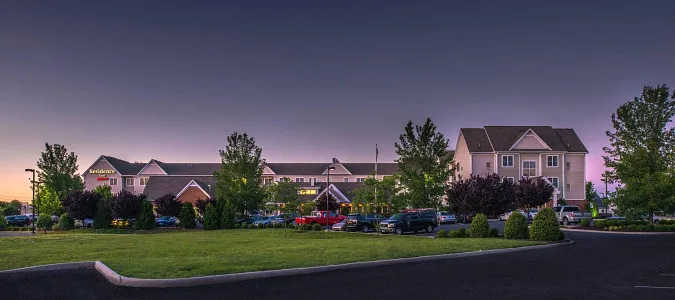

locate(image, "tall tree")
[[394, 118, 453, 209], [110, 190, 144, 220], [93, 186, 113, 229], [585, 181, 598, 214], [351, 175, 401, 214], [36, 186, 64, 216], [315, 192, 340, 212], [514, 177, 554, 217], [603, 85, 675, 225], [447, 174, 516, 218], [153, 193, 182, 217], [36, 143, 83, 200], [61, 190, 101, 225], [0, 200, 22, 216], [214, 132, 266, 216]]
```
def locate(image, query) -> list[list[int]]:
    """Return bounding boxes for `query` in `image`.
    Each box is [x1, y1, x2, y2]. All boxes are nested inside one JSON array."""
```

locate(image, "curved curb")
[[96, 240, 574, 288], [0, 240, 574, 288], [561, 228, 675, 235], [0, 261, 95, 274]]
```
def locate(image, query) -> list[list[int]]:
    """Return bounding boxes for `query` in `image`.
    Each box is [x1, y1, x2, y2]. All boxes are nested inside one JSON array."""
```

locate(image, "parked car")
[[554, 205, 593, 225], [51, 215, 59, 223], [271, 213, 300, 225], [654, 214, 675, 224], [74, 219, 94, 228], [5, 215, 30, 227], [155, 216, 178, 227], [235, 215, 263, 225], [295, 211, 345, 226], [499, 210, 526, 221], [400, 208, 438, 227], [252, 216, 275, 227], [379, 212, 435, 235], [345, 213, 378, 232], [436, 211, 457, 224], [332, 219, 346, 231], [527, 209, 539, 221]]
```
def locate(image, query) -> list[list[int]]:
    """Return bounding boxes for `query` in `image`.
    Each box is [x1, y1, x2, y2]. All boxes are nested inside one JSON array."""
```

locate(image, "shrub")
[[58, 213, 75, 231], [51, 223, 60, 231], [594, 219, 606, 230], [36, 213, 53, 232], [312, 223, 323, 231], [529, 208, 561, 241], [437, 229, 449, 238], [0, 212, 7, 230], [93, 197, 113, 229], [134, 200, 156, 230], [504, 212, 529, 239], [469, 214, 489, 238], [248, 224, 255, 229], [203, 203, 220, 230], [580, 219, 591, 228], [488, 228, 499, 238], [21, 227, 29, 231], [178, 203, 196, 229], [450, 228, 467, 238], [10, 226, 19, 231], [457, 227, 467, 237], [110, 190, 143, 220], [153, 194, 182, 218], [654, 224, 675, 232]]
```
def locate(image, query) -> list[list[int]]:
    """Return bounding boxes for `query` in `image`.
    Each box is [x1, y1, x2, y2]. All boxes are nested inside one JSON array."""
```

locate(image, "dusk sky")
[[1, 0, 674, 202]]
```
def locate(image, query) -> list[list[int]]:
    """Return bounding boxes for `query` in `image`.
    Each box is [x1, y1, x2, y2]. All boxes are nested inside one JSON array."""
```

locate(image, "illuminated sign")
[[90, 169, 116, 175], [299, 189, 317, 195], [96, 177, 110, 181]]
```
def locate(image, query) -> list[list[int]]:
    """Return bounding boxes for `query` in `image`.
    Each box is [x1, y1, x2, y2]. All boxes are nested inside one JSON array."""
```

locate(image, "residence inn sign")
[[89, 169, 116, 175]]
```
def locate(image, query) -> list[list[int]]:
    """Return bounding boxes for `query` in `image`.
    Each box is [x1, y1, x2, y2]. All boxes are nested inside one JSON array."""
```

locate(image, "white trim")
[[494, 154, 498, 175], [539, 154, 542, 176], [136, 160, 168, 175], [562, 154, 566, 199], [521, 160, 537, 177], [109, 177, 118, 186], [312, 184, 351, 203], [546, 155, 559, 167], [501, 155, 515, 167], [483, 127, 495, 152], [139, 177, 149, 186], [549, 177, 559, 189], [509, 129, 552, 151], [322, 163, 352, 175], [175, 180, 211, 199], [295, 177, 305, 183], [125, 177, 135, 186], [262, 165, 276, 175]]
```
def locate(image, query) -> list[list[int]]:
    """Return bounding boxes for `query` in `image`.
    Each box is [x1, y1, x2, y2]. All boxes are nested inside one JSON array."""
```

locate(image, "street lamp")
[[24, 169, 36, 234]]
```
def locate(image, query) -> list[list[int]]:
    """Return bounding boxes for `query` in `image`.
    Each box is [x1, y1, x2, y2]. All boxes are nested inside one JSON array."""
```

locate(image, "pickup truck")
[[554, 205, 592, 225], [345, 213, 381, 232], [295, 211, 346, 226], [379, 212, 436, 235]]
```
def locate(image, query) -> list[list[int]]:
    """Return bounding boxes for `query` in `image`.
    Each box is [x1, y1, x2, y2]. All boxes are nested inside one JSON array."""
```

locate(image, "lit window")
[[522, 161, 536, 177], [356, 178, 365, 183], [502, 155, 514, 167], [125, 178, 134, 186], [295, 178, 305, 183], [547, 155, 559, 167], [140, 177, 149, 186], [109, 178, 118, 186]]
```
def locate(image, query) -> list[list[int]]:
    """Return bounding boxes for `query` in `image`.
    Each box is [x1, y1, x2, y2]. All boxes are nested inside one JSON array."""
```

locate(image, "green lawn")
[[0, 229, 540, 278]]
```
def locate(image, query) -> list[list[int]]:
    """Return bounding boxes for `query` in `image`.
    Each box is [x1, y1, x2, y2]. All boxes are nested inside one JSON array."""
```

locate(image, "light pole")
[[25, 169, 36, 234]]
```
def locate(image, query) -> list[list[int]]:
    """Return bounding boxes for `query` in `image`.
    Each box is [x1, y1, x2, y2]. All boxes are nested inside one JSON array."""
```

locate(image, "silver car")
[[332, 219, 346, 231]]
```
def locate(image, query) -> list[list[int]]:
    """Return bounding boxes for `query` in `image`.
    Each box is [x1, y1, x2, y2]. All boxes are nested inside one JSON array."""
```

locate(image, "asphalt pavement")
[[1, 231, 674, 300]]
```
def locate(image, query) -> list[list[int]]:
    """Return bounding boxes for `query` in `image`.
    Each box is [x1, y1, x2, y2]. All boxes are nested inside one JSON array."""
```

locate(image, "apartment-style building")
[[82, 156, 397, 206], [452, 126, 588, 208]]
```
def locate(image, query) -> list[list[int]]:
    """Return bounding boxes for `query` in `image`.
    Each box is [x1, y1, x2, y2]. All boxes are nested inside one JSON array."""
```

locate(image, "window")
[[279, 177, 289, 183], [109, 178, 118, 186], [264, 178, 273, 185], [502, 155, 514, 167], [550, 177, 559, 189], [486, 161, 491, 168], [356, 178, 365, 183], [522, 161, 536, 177], [139, 177, 149, 186], [566, 183, 571, 192], [553, 207, 561, 213], [295, 177, 305, 183], [125, 178, 134, 186], [547, 155, 559, 167], [344, 178, 349, 182]]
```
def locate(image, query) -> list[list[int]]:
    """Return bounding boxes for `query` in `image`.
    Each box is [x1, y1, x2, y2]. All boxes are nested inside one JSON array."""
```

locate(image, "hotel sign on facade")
[[90, 169, 117, 175]]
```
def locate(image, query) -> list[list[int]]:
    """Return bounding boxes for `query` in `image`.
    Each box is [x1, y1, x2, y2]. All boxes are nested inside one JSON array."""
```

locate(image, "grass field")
[[0, 229, 540, 278]]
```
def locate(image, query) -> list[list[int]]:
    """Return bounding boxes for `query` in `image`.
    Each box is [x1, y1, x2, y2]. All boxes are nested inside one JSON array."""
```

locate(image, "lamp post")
[[326, 165, 336, 229], [24, 169, 36, 234]]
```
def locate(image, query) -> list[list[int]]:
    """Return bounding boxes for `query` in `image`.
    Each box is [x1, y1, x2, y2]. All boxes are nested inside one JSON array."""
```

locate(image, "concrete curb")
[[0, 261, 95, 274], [561, 228, 675, 235], [1, 240, 574, 288]]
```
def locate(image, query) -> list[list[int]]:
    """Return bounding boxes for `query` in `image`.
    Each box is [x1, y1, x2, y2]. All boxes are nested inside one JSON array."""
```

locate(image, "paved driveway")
[[2, 231, 675, 299]]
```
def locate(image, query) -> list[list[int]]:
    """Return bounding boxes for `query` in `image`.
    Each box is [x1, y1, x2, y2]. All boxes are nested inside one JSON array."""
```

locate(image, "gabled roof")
[[101, 156, 146, 175], [341, 163, 398, 175], [143, 176, 217, 200], [460, 126, 588, 153], [155, 163, 222, 176], [266, 163, 329, 175]]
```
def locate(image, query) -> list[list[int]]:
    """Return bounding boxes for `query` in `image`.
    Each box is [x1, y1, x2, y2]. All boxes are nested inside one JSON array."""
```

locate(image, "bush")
[[312, 223, 323, 231], [469, 214, 489, 238], [437, 229, 449, 238], [51, 223, 60, 231], [580, 219, 591, 228], [504, 212, 529, 239], [0, 212, 7, 230], [594, 219, 606, 229], [135, 201, 156, 230], [93, 198, 113, 229], [36, 213, 53, 231], [529, 208, 562, 241], [450, 228, 467, 238], [58, 213, 75, 231], [654, 224, 675, 232], [488, 228, 499, 238], [153, 194, 182, 218], [203, 203, 220, 230], [178, 202, 196, 229], [248, 224, 255, 229]]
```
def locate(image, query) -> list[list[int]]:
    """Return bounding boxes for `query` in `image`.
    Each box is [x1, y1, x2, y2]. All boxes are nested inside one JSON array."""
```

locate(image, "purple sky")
[[1, 0, 674, 201]]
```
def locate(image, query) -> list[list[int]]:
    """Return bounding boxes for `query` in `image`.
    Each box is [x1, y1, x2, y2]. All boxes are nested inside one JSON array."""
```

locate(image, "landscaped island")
[[0, 230, 539, 278]]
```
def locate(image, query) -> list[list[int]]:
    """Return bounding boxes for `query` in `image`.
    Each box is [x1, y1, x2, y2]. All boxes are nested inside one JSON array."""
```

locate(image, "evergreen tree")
[[135, 200, 156, 230], [179, 202, 196, 229], [203, 203, 220, 230]]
